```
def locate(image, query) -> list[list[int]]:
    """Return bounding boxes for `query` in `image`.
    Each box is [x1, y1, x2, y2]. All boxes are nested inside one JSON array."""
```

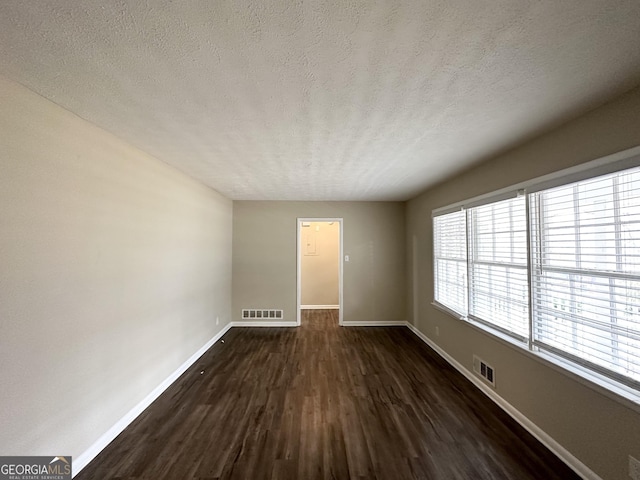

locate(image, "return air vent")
[[242, 309, 283, 320], [473, 355, 496, 387]]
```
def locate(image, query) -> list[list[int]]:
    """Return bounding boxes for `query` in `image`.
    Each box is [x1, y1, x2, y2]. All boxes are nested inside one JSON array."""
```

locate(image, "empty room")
[[1, 1, 640, 479]]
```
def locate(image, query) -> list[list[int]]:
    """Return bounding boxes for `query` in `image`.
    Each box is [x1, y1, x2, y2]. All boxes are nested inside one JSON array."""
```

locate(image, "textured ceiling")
[[1, 1, 640, 201]]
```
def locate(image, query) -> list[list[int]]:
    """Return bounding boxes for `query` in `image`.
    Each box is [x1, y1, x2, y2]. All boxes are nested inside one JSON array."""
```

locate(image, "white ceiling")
[[1, 1, 640, 201]]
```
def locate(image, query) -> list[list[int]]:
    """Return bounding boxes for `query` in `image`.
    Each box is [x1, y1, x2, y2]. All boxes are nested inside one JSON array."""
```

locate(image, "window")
[[530, 169, 640, 386], [468, 196, 529, 340], [433, 210, 467, 317], [432, 159, 640, 394]]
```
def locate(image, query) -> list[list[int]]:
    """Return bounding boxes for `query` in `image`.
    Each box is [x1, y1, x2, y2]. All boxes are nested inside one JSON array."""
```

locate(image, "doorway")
[[296, 218, 343, 326]]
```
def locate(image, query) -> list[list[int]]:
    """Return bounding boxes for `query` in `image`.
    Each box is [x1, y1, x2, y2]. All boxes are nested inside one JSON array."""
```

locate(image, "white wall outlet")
[[630, 455, 640, 480], [216, 316, 219, 326], [344, 254, 350, 262]]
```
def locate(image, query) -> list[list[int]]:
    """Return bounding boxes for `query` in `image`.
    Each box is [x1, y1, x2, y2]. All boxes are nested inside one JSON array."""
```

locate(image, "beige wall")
[[406, 85, 640, 480], [0, 77, 233, 462], [3, 63, 638, 480], [301, 221, 340, 306], [233, 201, 405, 323]]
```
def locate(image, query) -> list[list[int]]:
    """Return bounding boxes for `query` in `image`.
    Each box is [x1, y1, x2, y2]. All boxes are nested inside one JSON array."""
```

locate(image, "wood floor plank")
[[76, 310, 580, 480]]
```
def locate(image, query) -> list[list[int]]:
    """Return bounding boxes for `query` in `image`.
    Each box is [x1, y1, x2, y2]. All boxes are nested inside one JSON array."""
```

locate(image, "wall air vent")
[[241, 309, 283, 320], [473, 355, 496, 387]]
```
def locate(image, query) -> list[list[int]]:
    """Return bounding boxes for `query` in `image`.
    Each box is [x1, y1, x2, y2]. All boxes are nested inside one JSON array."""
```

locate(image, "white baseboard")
[[405, 323, 601, 480], [230, 321, 297, 327], [73, 322, 233, 477], [300, 305, 340, 310], [342, 320, 407, 327]]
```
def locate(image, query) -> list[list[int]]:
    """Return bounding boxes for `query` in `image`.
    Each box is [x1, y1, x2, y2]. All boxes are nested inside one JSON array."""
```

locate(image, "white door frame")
[[296, 218, 344, 326]]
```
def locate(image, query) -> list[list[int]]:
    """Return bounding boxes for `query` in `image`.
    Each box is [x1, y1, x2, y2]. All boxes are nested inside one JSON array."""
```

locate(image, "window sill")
[[431, 301, 640, 414]]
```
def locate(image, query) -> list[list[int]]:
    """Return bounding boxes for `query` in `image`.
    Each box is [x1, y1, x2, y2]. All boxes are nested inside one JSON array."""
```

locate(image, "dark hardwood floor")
[[76, 310, 580, 479]]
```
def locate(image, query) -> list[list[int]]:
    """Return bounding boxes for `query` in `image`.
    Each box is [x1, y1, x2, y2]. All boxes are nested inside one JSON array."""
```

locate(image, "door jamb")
[[296, 218, 344, 326]]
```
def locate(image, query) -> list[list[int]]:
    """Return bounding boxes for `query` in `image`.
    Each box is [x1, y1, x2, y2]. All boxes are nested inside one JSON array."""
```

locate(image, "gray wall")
[[406, 85, 640, 480], [3, 65, 639, 480], [233, 201, 406, 323], [0, 77, 233, 461], [301, 221, 340, 306]]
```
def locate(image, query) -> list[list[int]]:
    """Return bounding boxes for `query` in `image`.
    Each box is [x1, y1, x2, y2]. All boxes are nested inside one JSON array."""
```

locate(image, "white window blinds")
[[468, 196, 529, 340], [530, 168, 640, 386], [433, 210, 467, 317], [433, 157, 640, 392]]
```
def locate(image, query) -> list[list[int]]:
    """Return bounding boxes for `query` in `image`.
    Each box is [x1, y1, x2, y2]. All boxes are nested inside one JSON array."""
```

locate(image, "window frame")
[[529, 175, 640, 390], [432, 209, 468, 319], [431, 145, 640, 409], [467, 195, 530, 342]]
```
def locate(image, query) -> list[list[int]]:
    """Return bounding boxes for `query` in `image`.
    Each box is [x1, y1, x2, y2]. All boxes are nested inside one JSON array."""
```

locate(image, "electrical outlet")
[[630, 455, 640, 480]]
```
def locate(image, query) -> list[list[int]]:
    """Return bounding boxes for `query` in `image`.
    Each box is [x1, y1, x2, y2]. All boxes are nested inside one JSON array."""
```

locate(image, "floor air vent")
[[242, 309, 283, 320], [473, 355, 496, 387]]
